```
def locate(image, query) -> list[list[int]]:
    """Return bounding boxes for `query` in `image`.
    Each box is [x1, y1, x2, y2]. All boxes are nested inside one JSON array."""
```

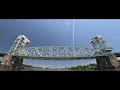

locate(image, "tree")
[[68, 63, 97, 71]]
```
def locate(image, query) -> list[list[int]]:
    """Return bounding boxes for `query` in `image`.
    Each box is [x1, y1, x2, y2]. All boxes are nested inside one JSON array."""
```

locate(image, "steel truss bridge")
[[0, 34, 120, 70], [13, 46, 113, 60]]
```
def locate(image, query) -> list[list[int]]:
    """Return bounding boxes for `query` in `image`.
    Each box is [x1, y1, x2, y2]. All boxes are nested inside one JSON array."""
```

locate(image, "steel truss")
[[13, 46, 113, 59]]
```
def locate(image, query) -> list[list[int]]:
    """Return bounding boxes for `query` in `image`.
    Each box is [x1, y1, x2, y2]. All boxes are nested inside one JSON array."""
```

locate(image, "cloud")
[[65, 22, 71, 26]]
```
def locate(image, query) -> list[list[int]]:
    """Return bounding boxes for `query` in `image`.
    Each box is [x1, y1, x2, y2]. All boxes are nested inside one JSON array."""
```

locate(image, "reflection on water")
[[0, 66, 120, 71], [0, 67, 118, 71], [0, 66, 38, 71], [0, 66, 73, 71], [0, 66, 21, 71]]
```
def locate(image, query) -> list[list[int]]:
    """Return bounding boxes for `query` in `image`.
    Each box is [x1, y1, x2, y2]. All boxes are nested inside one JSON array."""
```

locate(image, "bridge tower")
[[1, 35, 30, 69], [90, 34, 119, 70]]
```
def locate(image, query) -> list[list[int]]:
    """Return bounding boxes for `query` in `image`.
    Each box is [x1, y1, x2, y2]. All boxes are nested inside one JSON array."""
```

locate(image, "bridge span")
[[0, 46, 115, 60], [0, 34, 120, 70], [1, 52, 120, 60]]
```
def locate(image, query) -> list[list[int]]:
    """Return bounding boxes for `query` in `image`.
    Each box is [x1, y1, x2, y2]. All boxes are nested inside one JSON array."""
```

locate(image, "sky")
[[0, 19, 120, 68]]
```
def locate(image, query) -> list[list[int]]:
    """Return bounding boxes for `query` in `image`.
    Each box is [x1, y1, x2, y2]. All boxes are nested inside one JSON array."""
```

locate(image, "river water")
[[0, 66, 73, 71]]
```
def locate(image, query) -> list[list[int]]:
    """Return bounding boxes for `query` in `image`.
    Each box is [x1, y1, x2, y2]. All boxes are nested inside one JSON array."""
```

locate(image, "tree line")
[[64, 63, 97, 71]]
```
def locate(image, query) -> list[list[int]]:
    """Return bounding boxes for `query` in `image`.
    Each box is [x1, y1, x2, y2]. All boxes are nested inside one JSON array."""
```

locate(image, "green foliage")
[[22, 64, 34, 68], [67, 63, 97, 71], [22, 64, 43, 69]]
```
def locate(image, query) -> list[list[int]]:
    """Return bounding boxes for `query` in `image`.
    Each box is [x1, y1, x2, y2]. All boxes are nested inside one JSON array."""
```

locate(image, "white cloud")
[[65, 22, 71, 26]]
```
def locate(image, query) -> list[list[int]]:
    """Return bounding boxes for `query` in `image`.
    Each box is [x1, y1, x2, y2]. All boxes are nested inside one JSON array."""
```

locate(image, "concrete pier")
[[0, 53, 23, 69], [96, 54, 120, 70]]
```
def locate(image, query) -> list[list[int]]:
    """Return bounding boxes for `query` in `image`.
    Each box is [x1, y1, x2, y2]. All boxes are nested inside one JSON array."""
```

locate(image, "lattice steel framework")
[[13, 46, 113, 59], [90, 34, 107, 49], [4, 34, 113, 60], [9, 35, 30, 55], [0, 35, 30, 66]]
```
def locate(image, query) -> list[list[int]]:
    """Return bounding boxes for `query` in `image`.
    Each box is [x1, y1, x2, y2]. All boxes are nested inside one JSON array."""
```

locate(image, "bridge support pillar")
[[96, 54, 120, 70], [12, 56, 23, 69], [0, 53, 12, 67], [0, 53, 23, 69]]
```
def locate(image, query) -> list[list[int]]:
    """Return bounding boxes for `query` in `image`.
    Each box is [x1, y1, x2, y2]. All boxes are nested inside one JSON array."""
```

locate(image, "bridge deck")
[[19, 56, 101, 60]]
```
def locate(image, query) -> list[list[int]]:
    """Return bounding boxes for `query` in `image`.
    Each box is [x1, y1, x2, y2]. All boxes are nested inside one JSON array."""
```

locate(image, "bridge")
[[0, 34, 120, 70]]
